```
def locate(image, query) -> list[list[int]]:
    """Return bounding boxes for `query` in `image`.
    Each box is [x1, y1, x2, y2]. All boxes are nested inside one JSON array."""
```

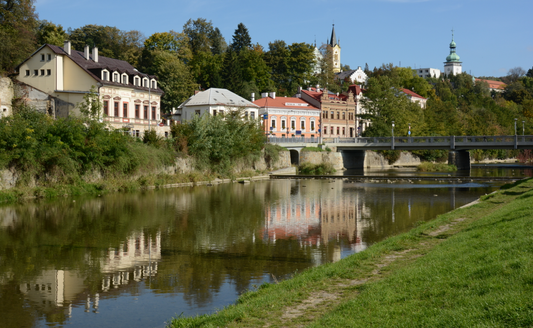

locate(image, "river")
[[0, 165, 530, 328]]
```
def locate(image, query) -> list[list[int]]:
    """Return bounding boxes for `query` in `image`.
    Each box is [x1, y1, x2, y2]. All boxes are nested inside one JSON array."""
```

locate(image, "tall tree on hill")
[[0, 0, 38, 73], [222, 23, 273, 99], [264, 40, 290, 94], [230, 23, 251, 52], [182, 18, 226, 90], [35, 20, 67, 47]]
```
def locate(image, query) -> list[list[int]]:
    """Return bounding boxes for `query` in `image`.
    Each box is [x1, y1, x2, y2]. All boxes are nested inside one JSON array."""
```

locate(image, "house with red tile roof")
[[475, 79, 506, 93], [401, 88, 427, 108], [15, 41, 168, 137], [253, 92, 320, 138]]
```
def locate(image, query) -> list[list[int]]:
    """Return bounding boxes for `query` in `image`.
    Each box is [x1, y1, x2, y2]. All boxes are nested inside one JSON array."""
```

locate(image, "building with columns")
[[15, 41, 168, 136]]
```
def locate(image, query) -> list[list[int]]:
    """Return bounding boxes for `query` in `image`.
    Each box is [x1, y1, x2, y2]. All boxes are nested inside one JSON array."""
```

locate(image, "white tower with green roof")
[[444, 30, 462, 76]]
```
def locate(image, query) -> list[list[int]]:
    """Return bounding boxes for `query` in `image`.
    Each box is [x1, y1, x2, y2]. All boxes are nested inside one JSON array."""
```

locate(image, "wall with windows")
[[16, 48, 58, 94]]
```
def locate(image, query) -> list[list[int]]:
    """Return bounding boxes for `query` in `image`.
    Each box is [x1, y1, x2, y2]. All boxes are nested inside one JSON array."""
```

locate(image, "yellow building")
[[15, 41, 169, 136]]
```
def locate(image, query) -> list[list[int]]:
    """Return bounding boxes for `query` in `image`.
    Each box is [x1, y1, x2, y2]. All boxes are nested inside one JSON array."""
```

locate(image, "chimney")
[[84, 45, 89, 60], [261, 92, 268, 98], [92, 47, 98, 62], [269, 92, 276, 99], [251, 92, 255, 102], [64, 40, 71, 55]]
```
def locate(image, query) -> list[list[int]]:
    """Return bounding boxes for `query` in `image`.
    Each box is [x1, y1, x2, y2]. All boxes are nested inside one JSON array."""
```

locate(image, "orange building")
[[254, 92, 321, 138]]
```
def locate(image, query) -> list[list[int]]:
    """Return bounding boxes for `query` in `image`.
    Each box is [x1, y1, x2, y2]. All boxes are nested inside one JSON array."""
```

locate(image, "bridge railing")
[[267, 137, 320, 144]]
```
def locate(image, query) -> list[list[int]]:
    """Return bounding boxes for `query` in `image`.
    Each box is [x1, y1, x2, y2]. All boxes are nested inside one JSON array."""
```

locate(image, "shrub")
[[298, 162, 336, 175]]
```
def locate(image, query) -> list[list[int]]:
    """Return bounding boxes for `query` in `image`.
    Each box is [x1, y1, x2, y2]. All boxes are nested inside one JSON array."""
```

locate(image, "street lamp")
[[408, 123, 411, 136], [391, 121, 394, 149], [523, 121, 525, 136], [514, 118, 517, 136]]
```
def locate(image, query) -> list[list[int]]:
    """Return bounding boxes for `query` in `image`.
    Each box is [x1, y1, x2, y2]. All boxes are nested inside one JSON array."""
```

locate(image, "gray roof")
[[178, 88, 259, 109]]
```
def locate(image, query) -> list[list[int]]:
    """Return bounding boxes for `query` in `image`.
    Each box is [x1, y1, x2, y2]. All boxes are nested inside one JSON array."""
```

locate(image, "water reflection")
[[0, 179, 502, 328]]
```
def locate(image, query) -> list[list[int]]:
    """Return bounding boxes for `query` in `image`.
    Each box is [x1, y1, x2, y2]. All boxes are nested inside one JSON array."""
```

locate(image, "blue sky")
[[35, 0, 532, 78]]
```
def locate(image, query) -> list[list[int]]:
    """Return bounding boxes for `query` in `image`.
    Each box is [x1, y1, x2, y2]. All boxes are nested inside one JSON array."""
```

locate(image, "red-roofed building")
[[475, 79, 506, 93], [401, 88, 427, 108], [254, 92, 320, 138], [298, 86, 362, 138]]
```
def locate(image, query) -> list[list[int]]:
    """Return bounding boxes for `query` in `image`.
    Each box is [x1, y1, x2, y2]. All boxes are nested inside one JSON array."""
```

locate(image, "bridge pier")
[[448, 150, 471, 170], [340, 150, 366, 170]]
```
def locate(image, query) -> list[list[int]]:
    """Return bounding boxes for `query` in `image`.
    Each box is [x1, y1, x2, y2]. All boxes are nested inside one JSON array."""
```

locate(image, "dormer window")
[[112, 72, 119, 83], [151, 79, 157, 89], [134, 76, 140, 86], [121, 73, 128, 85], [102, 70, 109, 81], [142, 77, 148, 88]]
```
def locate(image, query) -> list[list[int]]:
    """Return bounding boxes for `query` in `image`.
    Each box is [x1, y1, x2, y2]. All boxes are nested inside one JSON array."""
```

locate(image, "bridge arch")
[[289, 149, 300, 165]]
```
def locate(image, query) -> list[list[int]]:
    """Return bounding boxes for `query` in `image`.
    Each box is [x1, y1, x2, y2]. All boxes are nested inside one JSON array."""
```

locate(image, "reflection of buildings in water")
[[19, 231, 161, 316], [262, 182, 372, 257], [0, 207, 18, 227]]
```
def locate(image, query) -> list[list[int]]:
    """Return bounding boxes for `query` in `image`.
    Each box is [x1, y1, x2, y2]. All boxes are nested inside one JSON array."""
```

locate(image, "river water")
[[0, 165, 530, 328]]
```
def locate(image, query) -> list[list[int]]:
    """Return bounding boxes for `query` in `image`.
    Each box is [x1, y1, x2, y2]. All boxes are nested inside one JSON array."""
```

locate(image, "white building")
[[416, 68, 441, 79], [174, 88, 259, 122], [444, 32, 462, 76], [335, 66, 368, 84]]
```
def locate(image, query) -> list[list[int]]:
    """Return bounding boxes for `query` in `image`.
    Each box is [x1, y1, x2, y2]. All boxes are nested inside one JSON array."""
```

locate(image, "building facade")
[[175, 88, 259, 122], [254, 92, 321, 138], [15, 41, 168, 136]]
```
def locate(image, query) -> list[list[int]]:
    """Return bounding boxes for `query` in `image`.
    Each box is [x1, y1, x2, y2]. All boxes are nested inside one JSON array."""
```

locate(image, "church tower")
[[327, 24, 341, 73], [444, 30, 462, 76]]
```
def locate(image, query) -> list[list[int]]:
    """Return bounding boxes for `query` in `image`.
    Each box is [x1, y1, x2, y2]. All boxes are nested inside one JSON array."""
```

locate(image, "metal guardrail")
[[267, 135, 533, 150]]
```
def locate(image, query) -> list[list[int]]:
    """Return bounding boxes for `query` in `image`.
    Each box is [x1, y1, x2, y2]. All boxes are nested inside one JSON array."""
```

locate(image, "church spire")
[[330, 24, 338, 47]]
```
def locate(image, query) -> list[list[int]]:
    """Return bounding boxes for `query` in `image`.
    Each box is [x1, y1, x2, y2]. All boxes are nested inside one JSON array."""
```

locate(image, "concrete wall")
[[300, 151, 344, 170], [364, 151, 421, 169], [0, 77, 13, 118]]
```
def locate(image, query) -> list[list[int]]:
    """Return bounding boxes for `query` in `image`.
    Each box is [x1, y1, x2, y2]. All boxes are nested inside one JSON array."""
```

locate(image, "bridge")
[[268, 135, 533, 170]]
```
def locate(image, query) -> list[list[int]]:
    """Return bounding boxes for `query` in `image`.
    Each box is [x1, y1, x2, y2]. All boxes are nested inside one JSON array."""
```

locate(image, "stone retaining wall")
[[300, 151, 344, 170]]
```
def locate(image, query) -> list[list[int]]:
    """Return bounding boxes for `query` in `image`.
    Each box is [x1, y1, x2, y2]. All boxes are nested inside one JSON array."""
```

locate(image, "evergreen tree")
[[230, 23, 251, 52]]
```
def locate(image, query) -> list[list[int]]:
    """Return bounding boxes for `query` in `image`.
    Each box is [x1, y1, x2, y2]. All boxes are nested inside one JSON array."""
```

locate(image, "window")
[[336, 112, 340, 120], [114, 102, 119, 116], [113, 72, 119, 82], [342, 112, 345, 120], [34, 69, 38, 76], [47, 69, 51, 76], [40, 54, 45, 61], [152, 107, 156, 120], [143, 78, 148, 88], [342, 127, 345, 135], [324, 126, 327, 134], [195, 110, 200, 116], [337, 127, 340, 135], [300, 120, 305, 130], [311, 121, 315, 131], [291, 120, 295, 130], [151, 80, 156, 89], [25, 70, 30, 76], [250, 112, 255, 120], [122, 75, 128, 84], [330, 111, 334, 119], [102, 71, 108, 81], [330, 127, 334, 135], [281, 120, 286, 129], [47, 54, 52, 61], [134, 77, 139, 86], [271, 119, 276, 128], [123, 103, 128, 117], [104, 101, 109, 116], [135, 105, 140, 118], [40, 69, 45, 76], [144, 106, 148, 119]]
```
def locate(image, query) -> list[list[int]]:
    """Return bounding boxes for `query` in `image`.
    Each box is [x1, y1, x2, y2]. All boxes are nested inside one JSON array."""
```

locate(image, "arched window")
[[121, 73, 129, 85], [101, 69, 109, 81]]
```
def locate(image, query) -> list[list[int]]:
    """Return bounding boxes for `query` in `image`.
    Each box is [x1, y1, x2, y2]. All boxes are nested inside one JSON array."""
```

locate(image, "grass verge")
[[168, 178, 533, 328]]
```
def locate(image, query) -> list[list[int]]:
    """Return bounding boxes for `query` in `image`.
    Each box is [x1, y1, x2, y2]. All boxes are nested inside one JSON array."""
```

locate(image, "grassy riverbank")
[[169, 178, 533, 328], [417, 162, 457, 172]]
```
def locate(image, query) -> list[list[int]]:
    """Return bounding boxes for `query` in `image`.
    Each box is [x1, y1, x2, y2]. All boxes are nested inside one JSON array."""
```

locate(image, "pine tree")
[[230, 23, 251, 52]]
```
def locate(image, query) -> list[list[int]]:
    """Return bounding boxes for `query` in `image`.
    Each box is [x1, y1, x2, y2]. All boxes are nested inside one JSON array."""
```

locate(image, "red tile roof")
[[475, 79, 506, 90], [253, 96, 319, 110], [401, 88, 426, 99]]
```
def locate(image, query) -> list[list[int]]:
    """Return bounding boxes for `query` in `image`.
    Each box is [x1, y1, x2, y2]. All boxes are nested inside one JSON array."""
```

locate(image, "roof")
[[475, 79, 506, 90], [401, 88, 426, 100], [347, 85, 363, 96], [18, 43, 162, 94], [178, 88, 259, 109], [253, 96, 319, 110], [330, 24, 338, 47]]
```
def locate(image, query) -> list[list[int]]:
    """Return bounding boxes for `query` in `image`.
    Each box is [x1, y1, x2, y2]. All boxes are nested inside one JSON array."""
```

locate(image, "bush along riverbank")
[[0, 106, 288, 203], [169, 178, 533, 328], [417, 162, 457, 172]]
